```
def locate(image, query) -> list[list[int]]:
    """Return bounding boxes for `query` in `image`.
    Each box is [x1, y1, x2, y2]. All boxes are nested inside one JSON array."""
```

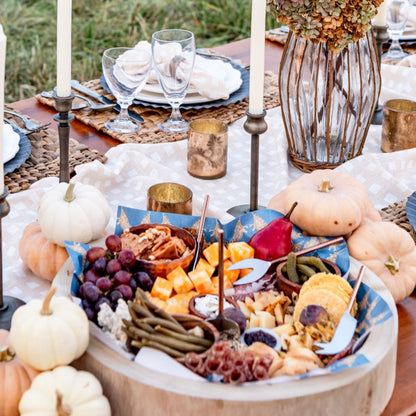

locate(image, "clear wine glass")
[[383, 0, 412, 60], [102, 47, 152, 133], [151, 29, 195, 133]]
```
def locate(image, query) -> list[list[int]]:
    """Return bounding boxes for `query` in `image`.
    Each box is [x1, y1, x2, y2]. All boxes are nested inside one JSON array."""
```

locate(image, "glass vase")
[[279, 30, 381, 172]]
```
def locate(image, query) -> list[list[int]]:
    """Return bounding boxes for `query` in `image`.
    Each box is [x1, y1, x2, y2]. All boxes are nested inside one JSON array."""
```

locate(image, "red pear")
[[248, 202, 298, 261]]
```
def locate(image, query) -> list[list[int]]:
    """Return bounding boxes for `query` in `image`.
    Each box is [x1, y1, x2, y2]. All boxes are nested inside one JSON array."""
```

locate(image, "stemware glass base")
[[105, 117, 141, 133], [158, 118, 189, 133], [382, 48, 409, 60]]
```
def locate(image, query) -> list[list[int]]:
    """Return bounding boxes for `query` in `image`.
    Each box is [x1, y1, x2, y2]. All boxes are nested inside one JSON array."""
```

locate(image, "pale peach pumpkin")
[[0, 329, 39, 416], [347, 221, 416, 303], [19, 221, 69, 281]]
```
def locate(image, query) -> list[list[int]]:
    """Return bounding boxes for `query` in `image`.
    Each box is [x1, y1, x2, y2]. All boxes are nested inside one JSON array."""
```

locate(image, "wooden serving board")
[[54, 258, 398, 416]]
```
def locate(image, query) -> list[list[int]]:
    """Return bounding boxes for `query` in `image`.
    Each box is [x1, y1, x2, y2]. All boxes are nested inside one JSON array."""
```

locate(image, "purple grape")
[[109, 290, 123, 304], [81, 298, 92, 310], [105, 234, 122, 253], [95, 296, 111, 312], [114, 270, 131, 285], [93, 257, 108, 276], [134, 271, 153, 291], [223, 308, 246, 334], [106, 259, 122, 275], [96, 277, 113, 292], [129, 278, 137, 294], [84, 269, 100, 284], [79, 281, 95, 297], [86, 246, 107, 263], [84, 307, 95, 321], [118, 249, 136, 268], [117, 284, 133, 300], [83, 284, 101, 303]]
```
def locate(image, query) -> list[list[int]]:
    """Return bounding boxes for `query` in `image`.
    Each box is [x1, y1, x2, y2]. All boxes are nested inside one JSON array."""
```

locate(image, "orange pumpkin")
[[0, 329, 39, 416], [19, 221, 69, 281]]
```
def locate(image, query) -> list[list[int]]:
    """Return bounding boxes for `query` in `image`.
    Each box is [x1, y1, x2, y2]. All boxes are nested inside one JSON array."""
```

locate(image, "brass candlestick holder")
[[371, 24, 389, 125], [53, 90, 75, 182], [0, 190, 25, 330], [227, 110, 268, 217]]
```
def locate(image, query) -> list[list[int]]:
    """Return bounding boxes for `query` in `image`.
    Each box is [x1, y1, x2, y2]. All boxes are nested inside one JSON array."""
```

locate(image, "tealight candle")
[[248, 0, 266, 115], [56, 0, 72, 97], [0, 25, 6, 194], [374, 1, 387, 26]]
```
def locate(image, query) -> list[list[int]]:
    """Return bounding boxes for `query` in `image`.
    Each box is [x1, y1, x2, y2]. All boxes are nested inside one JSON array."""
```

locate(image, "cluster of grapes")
[[78, 234, 154, 322]]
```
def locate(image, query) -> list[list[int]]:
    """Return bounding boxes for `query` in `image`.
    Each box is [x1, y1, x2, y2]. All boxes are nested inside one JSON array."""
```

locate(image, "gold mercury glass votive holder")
[[381, 99, 416, 152], [187, 119, 228, 179], [147, 183, 193, 215]]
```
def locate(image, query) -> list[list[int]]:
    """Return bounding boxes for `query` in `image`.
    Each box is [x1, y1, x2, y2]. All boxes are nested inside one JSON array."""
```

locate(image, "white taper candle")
[[248, 0, 266, 115], [374, 1, 387, 26], [56, 0, 72, 97], [0, 25, 6, 194]]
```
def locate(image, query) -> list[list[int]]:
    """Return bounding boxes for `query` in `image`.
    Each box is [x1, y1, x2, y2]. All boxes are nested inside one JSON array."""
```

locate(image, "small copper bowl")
[[188, 294, 240, 319], [276, 257, 341, 297], [172, 314, 220, 343], [128, 223, 196, 278]]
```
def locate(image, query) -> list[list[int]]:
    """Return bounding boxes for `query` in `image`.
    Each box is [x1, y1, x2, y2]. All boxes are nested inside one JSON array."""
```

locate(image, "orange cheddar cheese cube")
[[150, 277, 173, 301], [165, 303, 190, 314], [203, 242, 230, 267], [211, 275, 233, 291], [145, 293, 168, 310], [188, 269, 215, 294], [224, 259, 239, 283], [194, 258, 216, 278], [228, 242, 254, 263], [166, 266, 194, 294]]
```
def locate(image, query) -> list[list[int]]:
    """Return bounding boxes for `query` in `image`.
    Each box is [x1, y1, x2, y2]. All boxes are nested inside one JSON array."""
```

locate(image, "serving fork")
[[4, 109, 51, 132]]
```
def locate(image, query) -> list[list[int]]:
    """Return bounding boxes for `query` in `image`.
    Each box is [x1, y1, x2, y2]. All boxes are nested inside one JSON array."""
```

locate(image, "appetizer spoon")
[[207, 229, 240, 340], [190, 194, 210, 271], [229, 236, 344, 285]]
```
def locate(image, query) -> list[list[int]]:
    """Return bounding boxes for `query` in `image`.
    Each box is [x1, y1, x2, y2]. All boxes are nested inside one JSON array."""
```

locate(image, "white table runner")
[[3, 62, 416, 301]]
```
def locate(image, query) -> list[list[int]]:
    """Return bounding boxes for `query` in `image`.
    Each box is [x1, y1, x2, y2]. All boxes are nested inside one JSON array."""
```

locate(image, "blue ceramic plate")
[[100, 59, 249, 110], [4, 128, 31, 175]]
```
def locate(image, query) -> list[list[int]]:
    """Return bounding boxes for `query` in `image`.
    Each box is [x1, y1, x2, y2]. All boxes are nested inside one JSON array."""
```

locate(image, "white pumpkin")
[[9, 287, 89, 371], [38, 181, 111, 247], [19, 365, 111, 416]]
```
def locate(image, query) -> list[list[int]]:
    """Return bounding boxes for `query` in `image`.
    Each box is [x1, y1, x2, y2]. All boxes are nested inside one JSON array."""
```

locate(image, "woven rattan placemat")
[[4, 109, 107, 194], [35, 71, 280, 145], [380, 197, 416, 242]]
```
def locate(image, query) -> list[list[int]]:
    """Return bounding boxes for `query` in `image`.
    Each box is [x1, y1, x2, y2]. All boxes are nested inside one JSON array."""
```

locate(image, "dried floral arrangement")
[[267, 0, 383, 52]]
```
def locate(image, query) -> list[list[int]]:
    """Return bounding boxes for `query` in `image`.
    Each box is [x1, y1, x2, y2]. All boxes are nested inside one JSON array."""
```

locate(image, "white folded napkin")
[[113, 48, 152, 90], [380, 62, 416, 103], [3, 123, 20, 164], [134, 41, 242, 100]]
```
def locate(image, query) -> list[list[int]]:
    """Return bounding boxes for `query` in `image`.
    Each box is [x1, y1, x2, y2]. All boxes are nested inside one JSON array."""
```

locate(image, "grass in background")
[[2, 0, 275, 103]]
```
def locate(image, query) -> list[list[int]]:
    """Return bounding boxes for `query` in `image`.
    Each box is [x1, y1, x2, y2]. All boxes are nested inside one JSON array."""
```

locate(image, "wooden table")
[[9, 38, 416, 416]]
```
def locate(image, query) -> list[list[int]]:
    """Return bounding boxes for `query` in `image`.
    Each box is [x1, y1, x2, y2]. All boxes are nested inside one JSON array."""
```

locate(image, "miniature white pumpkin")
[[9, 287, 89, 371], [38, 181, 111, 247], [19, 365, 111, 416]]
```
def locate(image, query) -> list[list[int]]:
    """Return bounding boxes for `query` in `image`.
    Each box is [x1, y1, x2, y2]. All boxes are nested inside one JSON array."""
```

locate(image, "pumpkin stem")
[[317, 179, 334, 193], [56, 391, 72, 416], [40, 286, 57, 316], [385, 255, 400, 275], [0, 346, 15, 362], [64, 182, 76, 203], [284, 201, 298, 221]]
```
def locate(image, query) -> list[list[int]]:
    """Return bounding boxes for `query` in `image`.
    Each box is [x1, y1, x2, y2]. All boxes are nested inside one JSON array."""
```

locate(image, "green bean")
[[132, 339, 185, 359], [127, 326, 207, 353], [286, 252, 300, 283], [155, 325, 212, 347], [139, 317, 189, 335], [297, 263, 316, 278], [297, 256, 330, 273], [129, 301, 153, 319], [133, 319, 155, 333]]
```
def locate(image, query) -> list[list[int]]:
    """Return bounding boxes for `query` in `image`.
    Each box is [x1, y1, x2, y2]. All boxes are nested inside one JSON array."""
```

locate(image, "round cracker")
[[294, 288, 348, 325], [301, 273, 352, 304]]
